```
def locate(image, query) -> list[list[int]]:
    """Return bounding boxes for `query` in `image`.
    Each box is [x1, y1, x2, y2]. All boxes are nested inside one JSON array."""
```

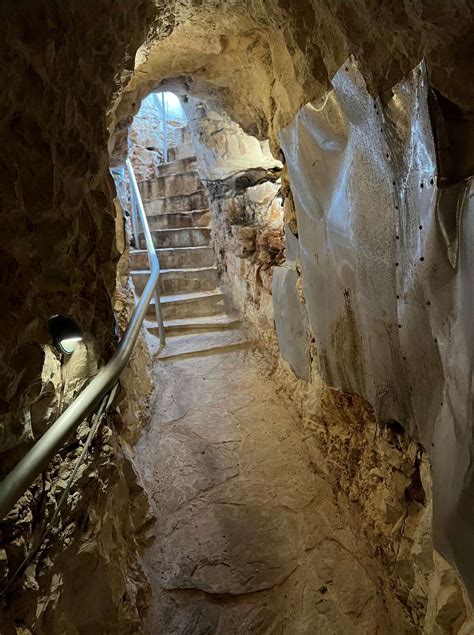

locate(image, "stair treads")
[[167, 142, 195, 162], [132, 266, 219, 295], [147, 289, 225, 319], [139, 171, 203, 200], [145, 313, 240, 337], [139, 227, 211, 249], [147, 209, 211, 230], [130, 246, 215, 270], [155, 157, 197, 177], [163, 314, 240, 334], [157, 328, 253, 361], [144, 190, 208, 215]]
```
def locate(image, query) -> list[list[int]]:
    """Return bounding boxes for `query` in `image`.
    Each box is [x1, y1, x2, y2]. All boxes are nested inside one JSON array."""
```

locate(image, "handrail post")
[[130, 183, 139, 247], [154, 288, 166, 348], [161, 92, 167, 164], [144, 245, 166, 348], [126, 159, 166, 349]]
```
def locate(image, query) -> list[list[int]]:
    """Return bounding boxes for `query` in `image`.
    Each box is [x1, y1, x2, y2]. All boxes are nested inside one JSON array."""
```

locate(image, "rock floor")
[[133, 347, 410, 634]]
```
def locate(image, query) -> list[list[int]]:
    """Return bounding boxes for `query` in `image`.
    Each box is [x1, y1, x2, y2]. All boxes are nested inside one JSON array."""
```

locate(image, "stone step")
[[139, 227, 212, 249], [155, 157, 197, 177], [167, 142, 195, 162], [130, 247, 215, 270], [144, 314, 240, 337], [147, 290, 225, 320], [144, 189, 208, 215], [148, 209, 210, 231], [157, 328, 252, 361], [132, 266, 219, 295], [163, 314, 240, 336], [171, 126, 192, 146], [138, 171, 202, 200]]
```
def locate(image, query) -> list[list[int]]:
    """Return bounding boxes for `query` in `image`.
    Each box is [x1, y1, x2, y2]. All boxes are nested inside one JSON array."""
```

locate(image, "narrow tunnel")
[[0, 2, 473, 634]]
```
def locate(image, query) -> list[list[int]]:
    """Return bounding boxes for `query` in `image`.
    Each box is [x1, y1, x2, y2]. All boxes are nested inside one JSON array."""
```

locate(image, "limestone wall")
[[1, 0, 473, 632], [148, 67, 474, 633], [0, 1, 156, 632]]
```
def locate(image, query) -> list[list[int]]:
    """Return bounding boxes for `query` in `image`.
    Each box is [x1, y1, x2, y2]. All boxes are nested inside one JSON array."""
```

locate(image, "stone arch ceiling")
[[110, 0, 474, 152]]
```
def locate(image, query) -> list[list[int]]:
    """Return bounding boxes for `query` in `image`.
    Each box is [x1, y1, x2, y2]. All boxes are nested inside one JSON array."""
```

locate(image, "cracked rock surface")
[[134, 348, 410, 633]]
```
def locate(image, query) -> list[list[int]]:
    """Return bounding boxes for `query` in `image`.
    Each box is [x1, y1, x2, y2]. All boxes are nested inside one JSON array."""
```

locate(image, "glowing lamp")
[[48, 315, 83, 355]]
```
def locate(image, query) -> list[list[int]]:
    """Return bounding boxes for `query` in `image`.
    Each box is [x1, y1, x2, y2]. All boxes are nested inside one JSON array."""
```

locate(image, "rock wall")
[[1, 0, 473, 632], [0, 0, 152, 454], [111, 1, 474, 157], [141, 61, 474, 632], [182, 97, 280, 181], [0, 1, 156, 632]]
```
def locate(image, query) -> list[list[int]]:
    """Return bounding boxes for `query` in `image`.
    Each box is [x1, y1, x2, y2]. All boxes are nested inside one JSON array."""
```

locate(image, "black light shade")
[[48, 315, 83, 355]]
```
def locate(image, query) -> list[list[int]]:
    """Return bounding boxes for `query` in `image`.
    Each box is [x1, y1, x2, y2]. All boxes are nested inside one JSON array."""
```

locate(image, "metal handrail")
[[0, 159, 165, 521], [126, 159, 166, 347]]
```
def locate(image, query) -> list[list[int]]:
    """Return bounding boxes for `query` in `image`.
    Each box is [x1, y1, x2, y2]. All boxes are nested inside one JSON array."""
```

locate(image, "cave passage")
[[1, 4, 473, 634], [123, 97, 409, 632], [133, 344, 405, 633], [114, 91, 249, 359]]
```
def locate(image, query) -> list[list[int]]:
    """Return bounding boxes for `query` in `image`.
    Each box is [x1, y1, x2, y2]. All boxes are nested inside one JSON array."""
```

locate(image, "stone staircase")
[[130, 127, 251, 360]]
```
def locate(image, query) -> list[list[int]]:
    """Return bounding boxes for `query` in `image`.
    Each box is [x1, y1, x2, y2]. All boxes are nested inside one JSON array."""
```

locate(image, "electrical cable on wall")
[[0, 383, 119, 596]]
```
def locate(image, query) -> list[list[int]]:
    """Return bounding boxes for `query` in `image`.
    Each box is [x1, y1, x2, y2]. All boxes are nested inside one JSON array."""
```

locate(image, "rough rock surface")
[[0, 1, 156, 632], [179, 92, 474, 630], [0, 0, 151, 454], [182, 97, 280, 181], [134, 347, 411, 633], [1, 0, 474, 631], [111, 1, 474, 154]]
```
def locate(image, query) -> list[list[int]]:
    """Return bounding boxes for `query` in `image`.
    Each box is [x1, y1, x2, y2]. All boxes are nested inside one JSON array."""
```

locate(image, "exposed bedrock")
[[0, 1, 156, 632], [0, 0, 473, 633], [111, 0, 474, 155]]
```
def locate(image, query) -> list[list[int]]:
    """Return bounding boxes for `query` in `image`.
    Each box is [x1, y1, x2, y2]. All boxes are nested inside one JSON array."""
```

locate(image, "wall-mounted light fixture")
[[48, 315, 83, 356]]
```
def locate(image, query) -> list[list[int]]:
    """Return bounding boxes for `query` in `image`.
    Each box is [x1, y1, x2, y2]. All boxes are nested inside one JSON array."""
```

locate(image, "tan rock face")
[[1, 0, 473, 632], [0, 0, 152, 455], [0, 1, 156, 632], [111, 1, 474, 155]]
